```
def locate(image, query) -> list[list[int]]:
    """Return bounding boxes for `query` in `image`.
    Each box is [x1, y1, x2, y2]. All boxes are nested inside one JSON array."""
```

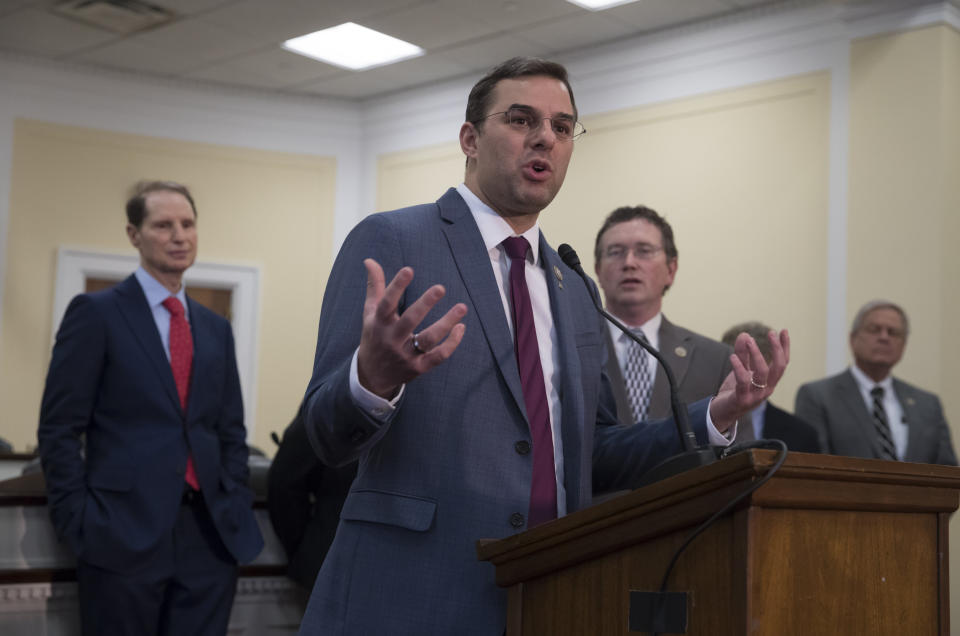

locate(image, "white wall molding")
[[52, 248, 261, 440], [847, 0, 960, 40]]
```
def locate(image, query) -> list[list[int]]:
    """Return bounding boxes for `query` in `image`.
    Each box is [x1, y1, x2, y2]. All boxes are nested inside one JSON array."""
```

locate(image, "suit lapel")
[[894, 378, 922, 461], [603, 327, 630, 423], [437, 190, 527, 422], [650, 317, 689, 418], [540, 238, 584, 511], [835, 370, 883, 459], [185, 297, 212, 424], [113, 275, 182, 415]]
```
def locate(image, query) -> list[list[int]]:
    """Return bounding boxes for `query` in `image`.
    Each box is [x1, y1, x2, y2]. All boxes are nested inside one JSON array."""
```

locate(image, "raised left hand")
[[709, 329, 790, 432]]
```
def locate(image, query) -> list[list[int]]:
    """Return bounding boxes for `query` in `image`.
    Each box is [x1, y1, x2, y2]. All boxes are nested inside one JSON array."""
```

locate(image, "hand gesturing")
[[356, 259, 468, 398]]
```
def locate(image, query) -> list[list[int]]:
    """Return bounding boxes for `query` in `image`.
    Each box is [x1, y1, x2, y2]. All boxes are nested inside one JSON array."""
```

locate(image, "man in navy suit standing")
[[38, 181, 263, 635], [299, 57, 790, 635]]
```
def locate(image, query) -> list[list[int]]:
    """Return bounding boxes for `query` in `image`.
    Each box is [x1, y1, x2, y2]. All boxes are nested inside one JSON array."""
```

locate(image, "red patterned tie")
[[502, 237, 557, 527], [162, 296, 200, 491]]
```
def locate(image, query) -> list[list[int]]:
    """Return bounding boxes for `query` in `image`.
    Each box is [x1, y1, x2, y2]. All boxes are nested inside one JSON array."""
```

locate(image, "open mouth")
[[525, 159, 552, 178]]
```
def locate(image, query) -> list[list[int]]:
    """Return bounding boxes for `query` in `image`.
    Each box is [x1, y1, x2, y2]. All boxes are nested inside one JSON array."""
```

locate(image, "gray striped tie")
[[624, 329, 652, 425], [870, 386, 897, 460]]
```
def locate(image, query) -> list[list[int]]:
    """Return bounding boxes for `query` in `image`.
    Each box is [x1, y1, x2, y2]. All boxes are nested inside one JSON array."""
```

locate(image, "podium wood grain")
[[477, 451, 960, 635]]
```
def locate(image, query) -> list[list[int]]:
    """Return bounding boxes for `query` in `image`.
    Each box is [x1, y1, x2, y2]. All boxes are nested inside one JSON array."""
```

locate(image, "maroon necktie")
[[162, 296, 200, 491], [502, 237, 557, 527]]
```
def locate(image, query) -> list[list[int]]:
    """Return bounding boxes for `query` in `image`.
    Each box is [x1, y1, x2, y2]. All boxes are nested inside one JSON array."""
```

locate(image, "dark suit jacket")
[[795, 369, 957, 465], [38, 275, 263, 573], [604, 316, 732, 423], [267, 407, 356, 589], [298, 189, 713, 635], [761, 402, 821, 453]]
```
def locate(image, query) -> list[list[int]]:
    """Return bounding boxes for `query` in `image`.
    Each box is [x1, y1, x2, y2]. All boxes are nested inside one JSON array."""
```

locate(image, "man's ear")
[[126, 223, 140, 249], [666, 257, 678, 283], [460, 122, 479, 161]]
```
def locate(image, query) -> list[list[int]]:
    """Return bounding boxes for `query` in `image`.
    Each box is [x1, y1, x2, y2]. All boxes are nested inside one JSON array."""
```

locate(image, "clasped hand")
[[356, 259, 468, 399]]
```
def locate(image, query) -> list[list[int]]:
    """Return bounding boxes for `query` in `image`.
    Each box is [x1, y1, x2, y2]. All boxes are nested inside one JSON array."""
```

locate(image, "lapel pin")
[[554, 265, 563, 288], [674, 346, 687, 358], [906, 397, 915, 406]]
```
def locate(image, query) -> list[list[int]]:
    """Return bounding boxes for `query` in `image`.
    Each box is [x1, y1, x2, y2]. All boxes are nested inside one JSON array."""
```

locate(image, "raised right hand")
[[356, 258, 468, 398]]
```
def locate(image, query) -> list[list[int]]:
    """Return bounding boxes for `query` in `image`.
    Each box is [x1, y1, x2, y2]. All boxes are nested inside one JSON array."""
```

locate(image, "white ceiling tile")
[[186, 47, 342, 90], [602, 0, 733, 31], [442, 0, 584, 32], [0, 0, 36, 16], [296, 53, 472, 99], [123, 16, 259, 64], [0, 7, 118, 56], [149, 0, 241, 17], [0, 0, 821, 99], [360, 3, 502, 50], [74, 38, 197, 75], [516, 12, 635, 52], [725, 0, 785, 7], [439, 33, 548, 71]]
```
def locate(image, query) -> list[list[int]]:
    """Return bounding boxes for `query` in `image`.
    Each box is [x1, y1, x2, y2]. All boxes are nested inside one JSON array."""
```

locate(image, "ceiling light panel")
[[565, 0, 641, 10], [283, 22, 424, 71]]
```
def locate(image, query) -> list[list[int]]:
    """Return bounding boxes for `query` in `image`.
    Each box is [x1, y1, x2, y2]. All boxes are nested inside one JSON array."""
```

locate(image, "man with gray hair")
[[721, 321, 820, 452], [794, 300, 956, 464]]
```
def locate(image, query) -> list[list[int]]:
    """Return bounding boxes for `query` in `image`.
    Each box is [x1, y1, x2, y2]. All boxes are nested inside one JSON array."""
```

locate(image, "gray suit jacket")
[[298, 189, 712, 635], [794, 369, 956, 465], [604, 316, 732, 423]]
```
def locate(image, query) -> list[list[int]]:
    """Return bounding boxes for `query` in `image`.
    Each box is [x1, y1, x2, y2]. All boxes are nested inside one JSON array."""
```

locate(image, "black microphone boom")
[[557, 243, 719, 485]]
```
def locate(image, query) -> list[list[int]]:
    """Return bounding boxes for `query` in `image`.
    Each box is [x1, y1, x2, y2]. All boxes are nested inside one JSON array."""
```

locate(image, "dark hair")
[[126, 180, 197, 228], [722, 321, 773, 363], [594, 205, 678, 265], [465, 57, 578, 128]]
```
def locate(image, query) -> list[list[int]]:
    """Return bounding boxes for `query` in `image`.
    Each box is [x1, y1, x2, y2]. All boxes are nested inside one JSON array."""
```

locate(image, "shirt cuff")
[[705, 398, 736, 446], [349, 349, 404, 421]]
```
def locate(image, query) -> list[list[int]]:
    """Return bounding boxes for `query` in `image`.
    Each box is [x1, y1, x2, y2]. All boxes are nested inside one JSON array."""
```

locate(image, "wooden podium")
[[477, 451, 960, 635]]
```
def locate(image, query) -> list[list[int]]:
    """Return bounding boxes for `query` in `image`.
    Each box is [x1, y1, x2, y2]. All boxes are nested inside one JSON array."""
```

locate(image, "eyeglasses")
[[861, 324, 906, 339], [603, 244, 664, 262], [475, 107, 586, 141]]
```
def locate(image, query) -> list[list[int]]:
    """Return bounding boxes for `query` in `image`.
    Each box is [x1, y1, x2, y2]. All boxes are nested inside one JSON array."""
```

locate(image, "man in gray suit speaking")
[[795, 300, 955, 465], [298, 57, 789, 635]]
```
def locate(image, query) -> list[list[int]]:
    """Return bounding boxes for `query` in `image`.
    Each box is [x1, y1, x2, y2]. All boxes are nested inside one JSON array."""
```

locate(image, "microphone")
[[557, 243, 719, 485]]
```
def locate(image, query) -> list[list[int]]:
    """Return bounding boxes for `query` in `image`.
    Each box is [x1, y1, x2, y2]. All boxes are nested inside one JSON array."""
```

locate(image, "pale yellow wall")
[[848, 23, 960, 625], [0, 119, 336, 454], [376, 143, 464, 211], [377, 72, 831, 408]]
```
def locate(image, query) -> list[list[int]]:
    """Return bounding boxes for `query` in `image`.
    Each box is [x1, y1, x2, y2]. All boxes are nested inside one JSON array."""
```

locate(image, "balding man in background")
[[795, 300, 956, 464]]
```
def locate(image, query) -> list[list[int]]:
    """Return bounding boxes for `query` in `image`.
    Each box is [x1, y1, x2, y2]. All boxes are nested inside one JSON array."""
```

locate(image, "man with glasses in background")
[[795, 299, 956, 464], [298, 57, 789, 635], [593, 206, 732, 437]]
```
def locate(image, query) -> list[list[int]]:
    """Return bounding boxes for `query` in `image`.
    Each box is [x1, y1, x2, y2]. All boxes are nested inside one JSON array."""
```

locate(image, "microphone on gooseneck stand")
[[557, 243, 719, 486]]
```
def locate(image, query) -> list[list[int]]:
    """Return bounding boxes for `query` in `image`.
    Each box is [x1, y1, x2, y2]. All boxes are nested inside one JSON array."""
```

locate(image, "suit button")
[[349, 428, 367, 443], [510, 513, 525, 528], [515, 440, 531, 455]]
